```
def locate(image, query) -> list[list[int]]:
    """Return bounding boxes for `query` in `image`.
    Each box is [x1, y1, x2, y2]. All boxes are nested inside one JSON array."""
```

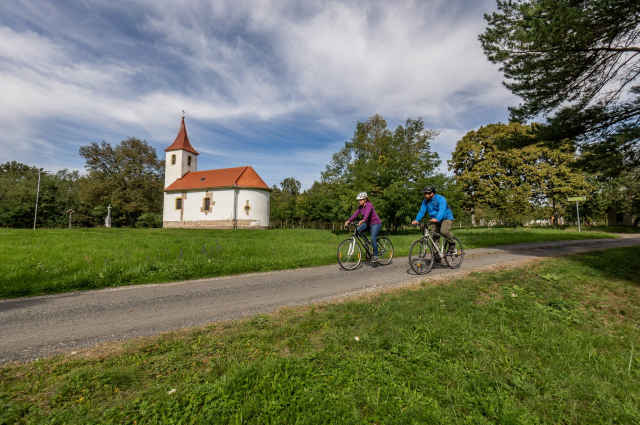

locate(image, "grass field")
[[2, 246, 639, 424], [0, 227, 618, 299]]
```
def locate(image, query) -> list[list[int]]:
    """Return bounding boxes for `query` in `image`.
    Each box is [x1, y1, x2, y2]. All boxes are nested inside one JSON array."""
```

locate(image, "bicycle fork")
[[348, 238, 357, 257]]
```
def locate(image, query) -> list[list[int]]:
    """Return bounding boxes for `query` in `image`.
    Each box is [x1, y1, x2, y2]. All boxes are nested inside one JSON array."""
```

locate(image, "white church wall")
[[163, 188, 270, 229], [236, 189, 270, 228], [164, 150, 197, 189], [182, 189, 235, 222], [163, 192, 183, 222]]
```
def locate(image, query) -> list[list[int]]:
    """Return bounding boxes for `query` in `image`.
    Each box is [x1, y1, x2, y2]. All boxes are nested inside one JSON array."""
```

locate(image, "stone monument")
[[105, 204, 112, 228]]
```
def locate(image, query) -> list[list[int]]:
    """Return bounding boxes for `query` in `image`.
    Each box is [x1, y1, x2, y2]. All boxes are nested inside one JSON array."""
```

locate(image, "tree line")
[[270, 115, 468, 230], [2, 114, 637, 230], [0, 138, 164, 228]]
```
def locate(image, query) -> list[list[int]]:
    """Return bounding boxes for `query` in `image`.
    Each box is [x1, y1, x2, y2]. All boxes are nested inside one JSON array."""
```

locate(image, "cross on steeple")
[[182, 109, 185, 118]]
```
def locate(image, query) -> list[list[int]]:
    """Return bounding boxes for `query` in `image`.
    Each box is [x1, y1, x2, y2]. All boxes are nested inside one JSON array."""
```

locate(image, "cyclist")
[[345, 192, 382, 263], [411, 186, 456, 258]]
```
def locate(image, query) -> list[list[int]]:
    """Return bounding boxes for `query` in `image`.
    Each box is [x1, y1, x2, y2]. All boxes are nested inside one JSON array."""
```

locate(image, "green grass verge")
[[0, 227, 617, 299], [1, 246, 639, 424], [583, 226, 640, 234]]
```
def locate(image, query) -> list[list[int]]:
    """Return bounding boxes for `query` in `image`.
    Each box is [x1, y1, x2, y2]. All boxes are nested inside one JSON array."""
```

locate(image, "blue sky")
[[0, 0, 517, 189]]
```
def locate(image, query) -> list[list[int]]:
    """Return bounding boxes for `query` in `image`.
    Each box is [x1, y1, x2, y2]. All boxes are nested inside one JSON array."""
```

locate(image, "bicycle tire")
[[337, 238, 362, 270], [376, 236, 394, 265], [444, 236, 464, 269], [409, 239, 434, 274]]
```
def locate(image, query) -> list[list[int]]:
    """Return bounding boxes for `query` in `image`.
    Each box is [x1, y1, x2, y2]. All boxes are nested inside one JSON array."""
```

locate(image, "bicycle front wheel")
[[376, 236, 394, 265], [444, 237, 464, 269], [409, 239, 434, 274], [337, 238, 362, 270]]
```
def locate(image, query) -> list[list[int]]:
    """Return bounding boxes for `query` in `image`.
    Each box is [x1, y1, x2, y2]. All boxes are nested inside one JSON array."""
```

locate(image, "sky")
[[0, 0, 518, 189]]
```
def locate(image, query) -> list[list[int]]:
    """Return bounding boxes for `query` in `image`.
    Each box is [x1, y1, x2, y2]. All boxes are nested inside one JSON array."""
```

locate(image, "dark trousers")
[[357, 222, 382, 256], [430, 219, 455, 248]]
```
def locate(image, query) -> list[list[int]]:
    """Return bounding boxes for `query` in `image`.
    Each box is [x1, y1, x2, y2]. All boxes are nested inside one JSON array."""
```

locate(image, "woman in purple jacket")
[[344, 192, 382, 263]]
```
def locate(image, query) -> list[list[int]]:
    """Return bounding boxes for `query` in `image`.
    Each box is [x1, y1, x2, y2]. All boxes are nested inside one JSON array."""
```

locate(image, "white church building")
[[163, 117, 271, 229]]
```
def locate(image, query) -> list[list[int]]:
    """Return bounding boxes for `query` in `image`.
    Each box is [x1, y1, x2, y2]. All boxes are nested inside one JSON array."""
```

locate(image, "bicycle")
[[409, 222, 464, 274], [337, 223, 394, 270]]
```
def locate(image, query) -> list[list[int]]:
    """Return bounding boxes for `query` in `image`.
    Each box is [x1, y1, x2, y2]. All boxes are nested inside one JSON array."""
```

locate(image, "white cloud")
[[0, 0, 516, 187]]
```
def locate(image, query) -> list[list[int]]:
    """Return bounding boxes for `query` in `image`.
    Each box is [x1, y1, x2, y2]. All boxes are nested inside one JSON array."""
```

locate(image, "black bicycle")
[[337, 223, 394, 270], [409, 223, 464, 274]]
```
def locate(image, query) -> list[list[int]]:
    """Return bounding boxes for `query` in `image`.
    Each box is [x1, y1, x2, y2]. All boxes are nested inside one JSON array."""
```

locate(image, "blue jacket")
[[415, 194, 454, 222]]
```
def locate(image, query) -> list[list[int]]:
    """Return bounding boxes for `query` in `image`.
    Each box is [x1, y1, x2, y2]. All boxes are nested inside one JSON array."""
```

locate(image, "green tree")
[[497, 186, 533, 229], [519, 139, 591, 223], [78, 138, 164, 227], [474, 203, 501, 229], [610, 167, 640, 225], [0, 162, 40, 228], [296, 181, 341, 229], [449, 122, 591, 226], [269, 178, 301, 227], [0, 162, 82, 228], [322, 114, 441, 231], [480, 0, 640, 167]]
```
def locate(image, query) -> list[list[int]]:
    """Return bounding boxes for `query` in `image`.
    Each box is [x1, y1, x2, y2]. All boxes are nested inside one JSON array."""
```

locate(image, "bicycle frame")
[[349, 224, 375, 256], [420, 224, 448, 258]]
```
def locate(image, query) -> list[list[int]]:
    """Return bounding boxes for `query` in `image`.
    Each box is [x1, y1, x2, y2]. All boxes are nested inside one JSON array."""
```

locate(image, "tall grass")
[[0, 227, 616, 299], [1, 246, 639, 423]]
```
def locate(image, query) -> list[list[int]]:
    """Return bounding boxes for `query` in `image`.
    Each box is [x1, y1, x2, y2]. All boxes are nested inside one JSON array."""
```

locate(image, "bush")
[[135, 213, 163, 228]]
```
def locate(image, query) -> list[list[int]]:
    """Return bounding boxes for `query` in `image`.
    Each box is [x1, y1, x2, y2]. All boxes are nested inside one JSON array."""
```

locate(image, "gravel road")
[[2, 236, 639, 364]]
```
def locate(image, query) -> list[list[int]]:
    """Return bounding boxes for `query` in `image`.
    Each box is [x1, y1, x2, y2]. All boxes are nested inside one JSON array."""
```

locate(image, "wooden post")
[[66, 209, 75, 229]]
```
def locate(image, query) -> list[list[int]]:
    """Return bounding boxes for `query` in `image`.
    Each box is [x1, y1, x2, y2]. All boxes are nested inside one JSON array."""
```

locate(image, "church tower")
[[164, 115, 199, 189]]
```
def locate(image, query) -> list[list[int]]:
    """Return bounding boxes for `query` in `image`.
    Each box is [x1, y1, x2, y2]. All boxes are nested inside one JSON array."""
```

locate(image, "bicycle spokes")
[[338, 238, 362, 270], [409, 239, 433, 274]]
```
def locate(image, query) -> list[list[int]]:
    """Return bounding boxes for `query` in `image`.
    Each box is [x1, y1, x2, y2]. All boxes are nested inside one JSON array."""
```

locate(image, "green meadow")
[[0, 227, 618, 299], [2, 246, 639, 424]]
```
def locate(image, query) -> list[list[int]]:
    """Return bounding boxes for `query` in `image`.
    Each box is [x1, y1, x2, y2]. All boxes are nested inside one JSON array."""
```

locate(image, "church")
[[162, 116, 271, 229]]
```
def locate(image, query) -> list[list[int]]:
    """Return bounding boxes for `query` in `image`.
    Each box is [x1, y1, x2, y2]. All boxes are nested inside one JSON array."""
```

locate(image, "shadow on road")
[[0, 296, 52, 312]]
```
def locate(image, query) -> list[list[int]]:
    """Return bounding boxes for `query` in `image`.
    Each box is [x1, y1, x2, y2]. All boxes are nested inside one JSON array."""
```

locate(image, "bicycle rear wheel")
[[444, 237, 464, 269], [409, 239, 434, 274], [337, 238, 362, 270], [376, 236, 394, 265]]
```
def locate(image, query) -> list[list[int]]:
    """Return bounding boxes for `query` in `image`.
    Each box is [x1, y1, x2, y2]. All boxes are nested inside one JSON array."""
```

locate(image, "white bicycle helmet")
[[356, 192, 368, 200]]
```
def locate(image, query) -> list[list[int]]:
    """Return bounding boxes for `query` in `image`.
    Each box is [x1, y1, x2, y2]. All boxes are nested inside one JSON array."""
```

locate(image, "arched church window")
[[188, 156, 192, 166], [171, 154, 176, 165], [175, 198, 183, 210]]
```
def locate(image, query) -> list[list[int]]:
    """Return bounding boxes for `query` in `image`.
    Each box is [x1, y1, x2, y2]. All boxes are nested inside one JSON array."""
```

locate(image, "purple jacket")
[[348, 202, 382, 225]]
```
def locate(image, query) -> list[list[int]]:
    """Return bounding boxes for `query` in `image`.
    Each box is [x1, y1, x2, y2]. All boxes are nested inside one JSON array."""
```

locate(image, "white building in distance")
[[162, 117, 270, 229]]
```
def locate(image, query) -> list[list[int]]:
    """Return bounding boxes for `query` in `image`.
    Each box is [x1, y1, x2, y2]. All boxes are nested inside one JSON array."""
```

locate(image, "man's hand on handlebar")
[[412, 219, 438, 226]]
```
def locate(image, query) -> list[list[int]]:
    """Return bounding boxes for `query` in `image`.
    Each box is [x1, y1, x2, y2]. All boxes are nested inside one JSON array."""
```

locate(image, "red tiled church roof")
[[165, 166, 270, 191], [164, 117, 199, 155]]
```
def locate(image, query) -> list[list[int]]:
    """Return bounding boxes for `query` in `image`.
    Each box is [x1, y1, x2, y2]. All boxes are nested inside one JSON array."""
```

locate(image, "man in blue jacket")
[[411, 186, 456, 256]]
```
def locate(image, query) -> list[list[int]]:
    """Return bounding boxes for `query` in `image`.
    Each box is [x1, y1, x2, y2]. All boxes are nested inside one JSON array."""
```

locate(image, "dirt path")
[[2, 236, 639, 364]]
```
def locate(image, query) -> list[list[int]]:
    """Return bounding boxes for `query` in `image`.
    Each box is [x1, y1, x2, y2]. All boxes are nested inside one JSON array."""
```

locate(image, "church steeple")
[[164, 116, 199, 155], [164, 115, 199, 189]]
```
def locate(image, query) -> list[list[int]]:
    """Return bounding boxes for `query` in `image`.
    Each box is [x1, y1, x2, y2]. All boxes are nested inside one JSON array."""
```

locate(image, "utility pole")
[[33, 168, 43, 230]]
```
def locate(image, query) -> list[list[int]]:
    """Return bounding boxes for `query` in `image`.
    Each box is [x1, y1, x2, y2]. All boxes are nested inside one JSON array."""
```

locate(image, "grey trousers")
[[430, 219, 455, 247]]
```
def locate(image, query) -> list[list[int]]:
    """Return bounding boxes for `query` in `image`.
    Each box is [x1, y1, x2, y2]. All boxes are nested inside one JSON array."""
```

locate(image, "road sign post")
[[567, 197, 586, 231]]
